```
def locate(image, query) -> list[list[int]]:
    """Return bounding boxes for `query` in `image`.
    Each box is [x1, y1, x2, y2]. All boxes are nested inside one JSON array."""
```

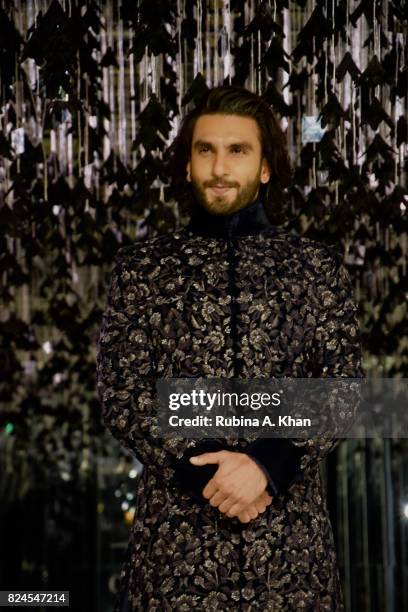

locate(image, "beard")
[[190, 166, 262, 216]]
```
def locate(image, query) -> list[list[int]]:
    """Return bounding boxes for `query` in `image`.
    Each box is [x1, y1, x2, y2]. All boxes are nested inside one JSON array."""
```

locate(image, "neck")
[[186, 198, 273, 238]]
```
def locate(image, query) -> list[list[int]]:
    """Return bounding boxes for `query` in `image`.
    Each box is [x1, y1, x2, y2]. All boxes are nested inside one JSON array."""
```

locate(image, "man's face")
[[186, 113, 271, 216]]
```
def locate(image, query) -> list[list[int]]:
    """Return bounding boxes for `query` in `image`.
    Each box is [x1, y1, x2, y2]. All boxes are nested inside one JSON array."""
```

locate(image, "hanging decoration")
[[0, 1, 406, 607]]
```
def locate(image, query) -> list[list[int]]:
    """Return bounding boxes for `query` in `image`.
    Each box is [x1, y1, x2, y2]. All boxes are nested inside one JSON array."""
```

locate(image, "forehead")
[[192, 113, 261, 147]]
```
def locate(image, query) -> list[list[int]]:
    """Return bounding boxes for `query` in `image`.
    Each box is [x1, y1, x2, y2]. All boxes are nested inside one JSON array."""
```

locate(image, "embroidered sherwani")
[[96, 199, 363, 611]]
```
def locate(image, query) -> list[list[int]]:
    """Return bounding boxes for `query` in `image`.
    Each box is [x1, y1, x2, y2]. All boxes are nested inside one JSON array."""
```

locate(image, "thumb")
[[189, 452, 223, 465]]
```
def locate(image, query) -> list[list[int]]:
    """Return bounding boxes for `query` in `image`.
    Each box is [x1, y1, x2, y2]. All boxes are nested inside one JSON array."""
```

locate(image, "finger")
[[202, 479, 219, 500], [209, 490, 230, 509], [217, 496, 238, 513], [217, 495, 240, 514], [237, 504, 259, 521], [248, 507, 259, 520], [254, 499, 266, 513], [238, 512, 251, 523], [226, 502, 248, 518], [260, 492, 273, 505], [189, 451, 225, 466]]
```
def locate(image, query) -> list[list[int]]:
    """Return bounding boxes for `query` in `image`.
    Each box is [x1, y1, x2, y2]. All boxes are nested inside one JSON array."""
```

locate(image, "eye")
[[198, 145, 211, 154], [230, 146, 246, 155]]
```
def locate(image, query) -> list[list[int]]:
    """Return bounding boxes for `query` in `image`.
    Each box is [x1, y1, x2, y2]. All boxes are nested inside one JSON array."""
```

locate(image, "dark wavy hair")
[[166, 85, 293, 224]]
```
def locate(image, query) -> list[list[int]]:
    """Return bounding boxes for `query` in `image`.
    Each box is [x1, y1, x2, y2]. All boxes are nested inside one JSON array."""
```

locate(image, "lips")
[[209, 185, 234, 194]]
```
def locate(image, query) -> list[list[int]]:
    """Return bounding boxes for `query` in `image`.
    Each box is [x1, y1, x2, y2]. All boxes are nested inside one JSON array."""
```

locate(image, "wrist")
[[245, 453, 278, 497], [246, 454, 268, 488]]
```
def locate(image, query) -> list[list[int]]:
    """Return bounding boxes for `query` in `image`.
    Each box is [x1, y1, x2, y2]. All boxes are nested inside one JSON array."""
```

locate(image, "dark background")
[[0, 0, 407, 610]]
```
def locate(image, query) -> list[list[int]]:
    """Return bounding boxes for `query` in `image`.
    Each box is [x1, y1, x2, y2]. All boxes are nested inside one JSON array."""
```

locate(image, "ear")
[[261, 158, 271, 184], [186, 160, 191, 182]]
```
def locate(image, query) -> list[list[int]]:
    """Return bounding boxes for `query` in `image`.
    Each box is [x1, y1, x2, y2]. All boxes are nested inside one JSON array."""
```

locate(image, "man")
[[96, 86, 363, 611]]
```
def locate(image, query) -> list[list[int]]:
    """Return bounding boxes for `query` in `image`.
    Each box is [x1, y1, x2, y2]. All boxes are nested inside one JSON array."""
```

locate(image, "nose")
[[212, 151, 229, 178]]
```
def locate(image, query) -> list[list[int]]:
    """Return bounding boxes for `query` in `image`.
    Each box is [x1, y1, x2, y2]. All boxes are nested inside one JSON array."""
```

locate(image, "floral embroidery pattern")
[[96, 226, 363, 611]]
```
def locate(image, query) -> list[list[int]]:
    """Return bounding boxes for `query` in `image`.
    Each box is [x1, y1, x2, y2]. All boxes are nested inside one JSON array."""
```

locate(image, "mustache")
[[204, 181, 239, 188]]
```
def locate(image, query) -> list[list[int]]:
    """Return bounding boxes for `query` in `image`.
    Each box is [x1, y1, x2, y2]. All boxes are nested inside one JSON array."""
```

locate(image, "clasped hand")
[[189, 450, 273, 523]]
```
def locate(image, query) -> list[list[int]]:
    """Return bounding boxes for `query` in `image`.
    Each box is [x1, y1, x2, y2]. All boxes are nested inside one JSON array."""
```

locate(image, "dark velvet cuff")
[[244, 455, 279, 497], [243, 438, 305, 496], [170, 439, 227, 505]]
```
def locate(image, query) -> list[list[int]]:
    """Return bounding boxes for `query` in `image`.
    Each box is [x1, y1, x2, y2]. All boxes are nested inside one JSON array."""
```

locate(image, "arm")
[[96, 246, 210, 476], [240, 246, 365, 495]]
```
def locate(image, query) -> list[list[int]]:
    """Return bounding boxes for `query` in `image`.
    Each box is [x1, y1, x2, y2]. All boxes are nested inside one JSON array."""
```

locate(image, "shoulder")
[[263, 228, 343, 270], [114, 231, 181, 263], [262, 229, 354, 299]]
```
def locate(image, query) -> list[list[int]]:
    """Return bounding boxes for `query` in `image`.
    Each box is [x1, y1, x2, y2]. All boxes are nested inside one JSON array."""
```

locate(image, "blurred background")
[[0, 0, 407, 610]]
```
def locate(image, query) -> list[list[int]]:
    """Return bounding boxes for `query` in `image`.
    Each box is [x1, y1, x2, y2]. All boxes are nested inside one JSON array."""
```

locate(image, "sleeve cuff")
[[170, 439, 227, 504], [243, 454, 279, 497], [243, 438, 305, 496]]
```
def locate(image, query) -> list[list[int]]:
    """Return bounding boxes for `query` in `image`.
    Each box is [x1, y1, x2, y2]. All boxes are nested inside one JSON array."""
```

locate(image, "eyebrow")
[[192, 139, 254, 152]]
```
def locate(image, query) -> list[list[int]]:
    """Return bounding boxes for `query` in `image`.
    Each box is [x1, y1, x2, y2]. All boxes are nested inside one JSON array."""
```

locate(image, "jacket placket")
[[225, 224, 244, 611]]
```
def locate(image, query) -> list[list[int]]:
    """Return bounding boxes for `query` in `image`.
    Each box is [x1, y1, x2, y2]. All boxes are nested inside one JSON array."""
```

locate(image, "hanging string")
[[205, 0, 211, 87], [222, 0, 231, 84], [373, 0, 380, 101], [248, 0, 255, 92], [183, 0, 188, 108], [331, 0, 335, 96], [331, 0, 339, 206], [324, 0, 333, 201], [272, 0, 276, 22], [357, 19, 363, 172], [12, 0, 29, 325], [257, 29, 261, 94], [372, 3, 384, 301], [107, 4, 117, 154], [394, 34, 400, 187], [150, 53, 157, 95], [214, 0, 219, 85], [167, 0, 183, 160], [324, 0, 328, 108], [281, 3, 294, 217], [195, 0, 204, 76], [100, 10, 110, 165], [347, 0, 357, 168], [282, 4, 291, 109], [199, 0, 204, 74], [312, 26, 317, 190], [117, 5, 127, 164], [353, 31, 361, 303], [141, 49, 148, 110], [129, 24, 137, 169], [176, 0, 184, 115]]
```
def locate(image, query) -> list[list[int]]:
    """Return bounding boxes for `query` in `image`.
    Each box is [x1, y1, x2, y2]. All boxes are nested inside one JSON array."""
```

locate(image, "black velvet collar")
[[186, 198, 273, 238]]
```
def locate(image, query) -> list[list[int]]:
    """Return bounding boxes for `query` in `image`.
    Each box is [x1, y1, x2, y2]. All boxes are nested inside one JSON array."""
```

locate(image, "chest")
[[140, 238, 319, 377]]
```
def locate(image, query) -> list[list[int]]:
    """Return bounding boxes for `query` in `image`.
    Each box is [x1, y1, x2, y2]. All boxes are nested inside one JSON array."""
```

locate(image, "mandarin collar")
[[186, 198, 273, 238]]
